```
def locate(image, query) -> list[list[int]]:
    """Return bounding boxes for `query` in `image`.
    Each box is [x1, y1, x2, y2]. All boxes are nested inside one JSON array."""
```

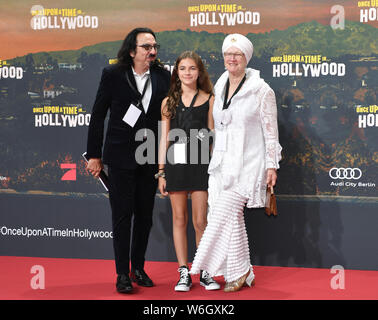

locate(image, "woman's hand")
[[266, 168, 277, 187], [158, 177, 168, 197], [86, 158, 103, 178]]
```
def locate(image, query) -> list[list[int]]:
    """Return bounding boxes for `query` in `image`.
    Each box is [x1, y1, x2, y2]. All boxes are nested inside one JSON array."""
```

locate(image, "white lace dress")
[[208, 68, 282, 210], [190, 68, 282, 281]]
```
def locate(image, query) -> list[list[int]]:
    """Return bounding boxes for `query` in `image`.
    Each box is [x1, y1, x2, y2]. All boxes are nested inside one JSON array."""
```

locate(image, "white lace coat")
[[208, 68, 282, 209]]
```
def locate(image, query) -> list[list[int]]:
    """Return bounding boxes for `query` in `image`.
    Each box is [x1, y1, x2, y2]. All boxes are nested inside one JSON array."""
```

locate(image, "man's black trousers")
[[108, 164, 158, 275]]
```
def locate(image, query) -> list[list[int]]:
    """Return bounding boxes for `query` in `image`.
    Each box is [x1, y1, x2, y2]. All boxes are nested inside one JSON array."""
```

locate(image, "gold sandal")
[[224, 268, 255, 292]]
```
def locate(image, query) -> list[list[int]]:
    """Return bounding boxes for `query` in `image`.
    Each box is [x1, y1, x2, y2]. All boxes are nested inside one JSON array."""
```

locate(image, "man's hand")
[[86, 158, 103, 178]]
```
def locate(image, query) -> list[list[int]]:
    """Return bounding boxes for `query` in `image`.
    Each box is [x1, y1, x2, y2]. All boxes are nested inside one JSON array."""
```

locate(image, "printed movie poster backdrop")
[[0, 1, 377, 258]]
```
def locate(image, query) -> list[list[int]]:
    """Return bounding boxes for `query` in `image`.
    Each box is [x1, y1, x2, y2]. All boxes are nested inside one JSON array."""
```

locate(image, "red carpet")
[[1, 256, 377, 300]]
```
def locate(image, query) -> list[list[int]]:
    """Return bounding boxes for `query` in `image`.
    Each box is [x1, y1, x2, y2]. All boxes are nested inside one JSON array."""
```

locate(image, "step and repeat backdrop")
[[0, 1, 377, 270]]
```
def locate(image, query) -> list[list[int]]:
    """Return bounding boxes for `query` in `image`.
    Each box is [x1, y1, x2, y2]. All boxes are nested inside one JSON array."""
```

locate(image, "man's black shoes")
[[130, 269, 154, 287], [116, 274, 133, 294]]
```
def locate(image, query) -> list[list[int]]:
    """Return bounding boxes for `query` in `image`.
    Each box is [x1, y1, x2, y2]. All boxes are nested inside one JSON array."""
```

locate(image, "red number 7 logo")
[[60, 163, 76, 181]]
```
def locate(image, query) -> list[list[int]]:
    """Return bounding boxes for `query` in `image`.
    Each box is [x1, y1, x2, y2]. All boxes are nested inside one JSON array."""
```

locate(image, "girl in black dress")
[[158, 51, 219, 291]]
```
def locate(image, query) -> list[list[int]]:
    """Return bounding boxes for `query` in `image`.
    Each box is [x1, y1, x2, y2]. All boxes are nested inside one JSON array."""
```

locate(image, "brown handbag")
[[265, 186, 277, 216]]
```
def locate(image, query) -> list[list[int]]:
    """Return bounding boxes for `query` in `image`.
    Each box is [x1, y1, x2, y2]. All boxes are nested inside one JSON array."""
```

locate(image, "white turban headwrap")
[[222, 33, 254, 64]]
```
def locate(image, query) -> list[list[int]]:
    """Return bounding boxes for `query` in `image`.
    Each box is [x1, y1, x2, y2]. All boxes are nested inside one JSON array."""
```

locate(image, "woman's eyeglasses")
[[224, 52, 244, 59]]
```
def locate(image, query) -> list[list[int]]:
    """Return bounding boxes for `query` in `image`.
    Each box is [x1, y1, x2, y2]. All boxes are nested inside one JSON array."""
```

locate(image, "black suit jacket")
[[86, 64, 171, 169]]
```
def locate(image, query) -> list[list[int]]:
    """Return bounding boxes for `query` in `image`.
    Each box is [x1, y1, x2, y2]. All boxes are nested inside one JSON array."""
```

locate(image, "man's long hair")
[[164, 51, 213, 119], [117, 27, 164, 69]]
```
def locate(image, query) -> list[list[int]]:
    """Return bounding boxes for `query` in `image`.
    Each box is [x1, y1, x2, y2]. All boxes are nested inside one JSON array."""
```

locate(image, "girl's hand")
[[158, 177, 168, 197]]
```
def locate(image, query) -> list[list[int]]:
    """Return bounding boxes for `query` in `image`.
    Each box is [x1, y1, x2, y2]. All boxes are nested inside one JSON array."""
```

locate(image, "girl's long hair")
[[164, 51, 213, 118]]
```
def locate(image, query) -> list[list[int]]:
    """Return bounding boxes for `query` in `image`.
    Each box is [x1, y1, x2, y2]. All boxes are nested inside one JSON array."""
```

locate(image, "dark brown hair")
[[164, 51, 213, 118]]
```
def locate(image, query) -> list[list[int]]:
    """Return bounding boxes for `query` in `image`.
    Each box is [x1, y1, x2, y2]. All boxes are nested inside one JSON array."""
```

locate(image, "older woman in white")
[[190, 34, 282, 292]]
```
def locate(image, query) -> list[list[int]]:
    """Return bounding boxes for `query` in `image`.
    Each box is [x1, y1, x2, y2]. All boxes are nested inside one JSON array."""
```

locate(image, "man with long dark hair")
[[86, 28, 170, 294]]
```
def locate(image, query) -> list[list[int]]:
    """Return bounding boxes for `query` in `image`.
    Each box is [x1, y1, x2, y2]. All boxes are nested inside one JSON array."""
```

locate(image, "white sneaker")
[[200, 270, 221, 290], [175, 266, 192, 292]]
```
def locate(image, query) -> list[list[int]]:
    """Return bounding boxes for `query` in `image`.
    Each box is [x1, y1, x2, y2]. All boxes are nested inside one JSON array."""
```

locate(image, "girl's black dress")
[[165, 95, 212, 192]]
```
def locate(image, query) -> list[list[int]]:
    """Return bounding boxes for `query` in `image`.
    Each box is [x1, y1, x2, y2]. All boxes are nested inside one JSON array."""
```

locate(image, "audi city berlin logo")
[[329, 168, 362, 180]]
